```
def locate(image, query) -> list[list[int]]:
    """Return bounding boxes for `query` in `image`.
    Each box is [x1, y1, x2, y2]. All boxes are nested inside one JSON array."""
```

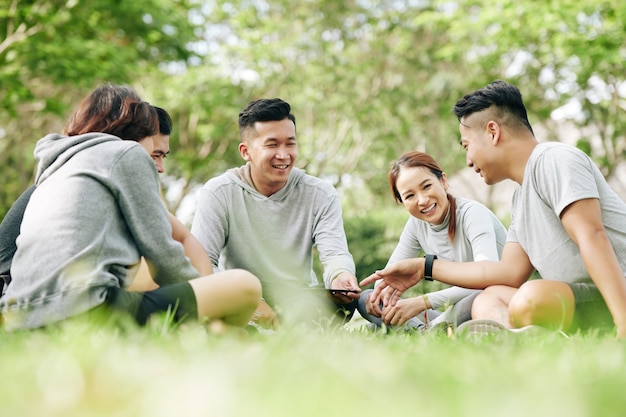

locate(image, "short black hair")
[[154, 106, 173, 135], [238, 98, 296, 138], [453, 80, 534, 135]]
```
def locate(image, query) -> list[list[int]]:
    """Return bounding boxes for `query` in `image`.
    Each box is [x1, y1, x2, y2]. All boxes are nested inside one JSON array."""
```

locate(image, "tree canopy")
[[2, 0, 625, 223]]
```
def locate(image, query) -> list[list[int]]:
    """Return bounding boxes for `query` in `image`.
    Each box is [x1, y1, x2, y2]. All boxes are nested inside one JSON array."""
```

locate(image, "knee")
[[234, 269, 263, 304], [471, 287, 500, 319], [508, 280, 573, 328], [509, 279, 560, 327], [508, 283, 538, 327]]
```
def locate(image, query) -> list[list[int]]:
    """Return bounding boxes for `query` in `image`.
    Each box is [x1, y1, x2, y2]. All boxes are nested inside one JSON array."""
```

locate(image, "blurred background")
[[1, 0, 625, 279]]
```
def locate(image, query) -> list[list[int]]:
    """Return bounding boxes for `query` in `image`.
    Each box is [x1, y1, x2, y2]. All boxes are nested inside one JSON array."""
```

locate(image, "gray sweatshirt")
[[191, 164, 355, 307], [1, 133, 198, 329]]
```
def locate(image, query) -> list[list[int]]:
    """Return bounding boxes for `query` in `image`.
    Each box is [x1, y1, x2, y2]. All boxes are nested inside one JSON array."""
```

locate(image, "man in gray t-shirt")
[[362, 80, 626, 338]]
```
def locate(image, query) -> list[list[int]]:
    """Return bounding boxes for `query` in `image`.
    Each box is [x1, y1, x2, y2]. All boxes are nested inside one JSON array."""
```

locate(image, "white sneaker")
[[456, 319, 508, 336], [456, 319, 556, 337]]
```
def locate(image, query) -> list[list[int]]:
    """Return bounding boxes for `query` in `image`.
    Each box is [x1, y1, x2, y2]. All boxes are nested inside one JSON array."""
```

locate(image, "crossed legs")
[[472, 280, 575, 331], [121, 268, 261, 328]]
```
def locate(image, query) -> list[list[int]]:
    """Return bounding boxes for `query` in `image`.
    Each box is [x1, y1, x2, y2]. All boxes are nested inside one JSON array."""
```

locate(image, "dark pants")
[[105, 283, 198, 326]]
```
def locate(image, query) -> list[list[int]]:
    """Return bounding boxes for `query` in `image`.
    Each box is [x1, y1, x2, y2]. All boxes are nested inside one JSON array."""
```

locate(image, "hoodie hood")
[[228, 163, 305, 200], [34, 132, 122, 184]]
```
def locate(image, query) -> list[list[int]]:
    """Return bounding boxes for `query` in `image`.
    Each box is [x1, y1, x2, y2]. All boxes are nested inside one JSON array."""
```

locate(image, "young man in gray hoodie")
[[191, 98, 360, 328]]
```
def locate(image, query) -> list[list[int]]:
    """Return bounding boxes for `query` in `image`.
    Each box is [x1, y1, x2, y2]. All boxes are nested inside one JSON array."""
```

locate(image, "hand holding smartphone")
[[327, 289, 360, 297]]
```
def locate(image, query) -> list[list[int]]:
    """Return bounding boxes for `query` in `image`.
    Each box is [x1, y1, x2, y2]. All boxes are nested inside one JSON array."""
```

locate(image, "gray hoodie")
[[0, 133, 198, 329], [191, 164, 355, 309]]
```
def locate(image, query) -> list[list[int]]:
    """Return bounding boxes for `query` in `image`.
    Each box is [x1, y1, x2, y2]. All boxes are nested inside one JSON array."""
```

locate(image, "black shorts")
[[105, 282, 198, 326], [567, 281, 614, 333]]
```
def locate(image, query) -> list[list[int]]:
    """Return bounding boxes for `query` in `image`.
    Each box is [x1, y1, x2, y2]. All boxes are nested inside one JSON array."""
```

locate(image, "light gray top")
[[387, 197, 507, 309], [191, 164, 355, 307]]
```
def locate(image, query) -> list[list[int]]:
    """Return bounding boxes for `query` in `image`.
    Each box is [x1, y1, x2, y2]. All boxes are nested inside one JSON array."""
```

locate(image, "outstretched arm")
[[361, 245, 533, 307], [360, 258, 423, 304]]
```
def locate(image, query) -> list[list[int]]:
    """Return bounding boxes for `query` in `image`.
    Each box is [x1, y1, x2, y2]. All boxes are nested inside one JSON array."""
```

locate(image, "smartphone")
[[327, 289, 360, 296]]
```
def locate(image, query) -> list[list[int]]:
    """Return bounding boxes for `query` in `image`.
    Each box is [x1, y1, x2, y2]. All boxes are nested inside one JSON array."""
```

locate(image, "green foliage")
[[0, 0, 202, 217], [2, 0, 625, 230], [143, 0, 626, 220], [0, 0, 199, 112], [139, 66, 253, 209], [440, 0, 626, 176]]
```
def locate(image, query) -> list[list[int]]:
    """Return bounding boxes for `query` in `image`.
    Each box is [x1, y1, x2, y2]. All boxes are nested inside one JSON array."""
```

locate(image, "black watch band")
[[424, 254, 437, 281]]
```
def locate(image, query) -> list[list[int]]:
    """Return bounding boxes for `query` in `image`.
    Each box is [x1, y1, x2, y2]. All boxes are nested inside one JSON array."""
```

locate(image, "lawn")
[[1, 312, 625, 417]]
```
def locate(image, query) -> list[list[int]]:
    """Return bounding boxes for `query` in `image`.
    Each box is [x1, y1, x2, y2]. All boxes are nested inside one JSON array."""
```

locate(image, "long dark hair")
[[389, 151, 457, 242], [64, 83, 158, 141]]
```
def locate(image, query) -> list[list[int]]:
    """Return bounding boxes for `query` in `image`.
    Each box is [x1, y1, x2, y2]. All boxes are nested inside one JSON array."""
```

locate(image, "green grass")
[[1, 314, 625, 417]]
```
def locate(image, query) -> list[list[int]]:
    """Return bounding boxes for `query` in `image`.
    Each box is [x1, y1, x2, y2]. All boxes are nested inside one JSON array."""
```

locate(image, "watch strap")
[[424, 254, 437, 281]]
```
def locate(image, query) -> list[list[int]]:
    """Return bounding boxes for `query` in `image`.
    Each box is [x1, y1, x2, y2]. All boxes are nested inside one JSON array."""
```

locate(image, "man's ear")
[[486, 120, 501, 144], [239, 142, 250, 161]]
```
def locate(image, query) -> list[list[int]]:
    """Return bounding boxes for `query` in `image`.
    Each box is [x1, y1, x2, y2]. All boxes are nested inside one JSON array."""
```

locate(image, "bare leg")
[[471, 285, 518, 328], [508, 280, 574, 331], [188, 269, 261, 327], [127, 258, 159, 292]]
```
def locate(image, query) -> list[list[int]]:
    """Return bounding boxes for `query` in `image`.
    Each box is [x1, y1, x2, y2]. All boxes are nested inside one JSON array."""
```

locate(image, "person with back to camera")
[[0, 84, 261, 330], [362, 80, 626, 338], [357, 151, 507, 332], [1, 105, 213, 295], [191, 98, 360, 329]]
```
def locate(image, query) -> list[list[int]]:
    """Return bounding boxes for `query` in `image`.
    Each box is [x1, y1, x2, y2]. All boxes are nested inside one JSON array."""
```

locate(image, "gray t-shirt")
[[508, 142, 626, 283]]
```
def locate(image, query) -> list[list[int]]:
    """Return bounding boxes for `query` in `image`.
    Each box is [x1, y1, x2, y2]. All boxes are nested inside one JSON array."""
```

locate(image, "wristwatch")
[[424, 254, 437, 281]]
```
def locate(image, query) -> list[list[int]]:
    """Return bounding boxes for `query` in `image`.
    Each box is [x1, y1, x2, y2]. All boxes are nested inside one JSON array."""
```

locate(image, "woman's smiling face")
[[395, 166, 450, 224]]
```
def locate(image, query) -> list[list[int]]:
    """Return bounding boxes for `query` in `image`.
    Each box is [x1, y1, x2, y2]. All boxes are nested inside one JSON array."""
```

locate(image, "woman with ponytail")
[[357, 151, 506, 331]]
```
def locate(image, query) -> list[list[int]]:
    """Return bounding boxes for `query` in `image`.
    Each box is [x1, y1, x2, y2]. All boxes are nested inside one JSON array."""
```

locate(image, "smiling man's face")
[[459, 113, 502, 185], [238, 118, 297, 197]]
